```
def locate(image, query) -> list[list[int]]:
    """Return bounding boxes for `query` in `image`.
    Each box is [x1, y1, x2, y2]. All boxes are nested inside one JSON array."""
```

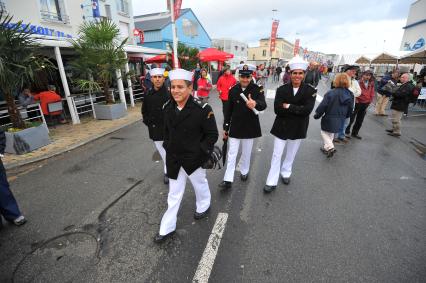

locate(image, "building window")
[[262, 50, 266, 56], [39, 0, 69, 23], [182, 18, 199, 37], [116, 0, 129, 15], [252, 54, 255, 60], [105, 4, 112, 19], [235, 46, 238, 51]]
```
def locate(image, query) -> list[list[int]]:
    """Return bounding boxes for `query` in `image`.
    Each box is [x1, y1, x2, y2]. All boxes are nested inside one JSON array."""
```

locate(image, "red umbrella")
[[198, 48, 234, 62], [144, 53, 181, 68], [145, 54, 167, 64]]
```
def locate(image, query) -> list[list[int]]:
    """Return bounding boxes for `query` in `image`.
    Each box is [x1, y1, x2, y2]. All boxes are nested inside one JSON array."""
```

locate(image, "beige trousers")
[[391, 110, 403, 134], [320, 130, 335, 150], [375, 94, 389, 115]]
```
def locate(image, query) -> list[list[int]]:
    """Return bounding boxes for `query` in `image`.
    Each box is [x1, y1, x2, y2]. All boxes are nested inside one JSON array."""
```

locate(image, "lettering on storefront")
[[3, 22, 73, 38]]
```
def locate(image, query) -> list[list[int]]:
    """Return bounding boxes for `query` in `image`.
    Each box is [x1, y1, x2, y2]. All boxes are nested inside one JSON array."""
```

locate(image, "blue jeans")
[[337, 118, 350, 140], [0, 162, 22, 222]]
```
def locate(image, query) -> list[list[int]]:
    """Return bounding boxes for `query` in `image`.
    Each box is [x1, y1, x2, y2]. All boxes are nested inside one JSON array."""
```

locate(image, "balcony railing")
[[40, 10, 70, 24]]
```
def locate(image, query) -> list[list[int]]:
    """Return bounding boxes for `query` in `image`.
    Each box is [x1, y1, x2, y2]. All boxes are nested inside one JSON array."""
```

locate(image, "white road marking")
[[316, 94, 323, 103], [193, 212, 229, 283]]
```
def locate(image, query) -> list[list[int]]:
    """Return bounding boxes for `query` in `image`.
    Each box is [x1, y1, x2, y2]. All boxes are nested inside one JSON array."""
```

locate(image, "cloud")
[[132, 0, 411, 54]]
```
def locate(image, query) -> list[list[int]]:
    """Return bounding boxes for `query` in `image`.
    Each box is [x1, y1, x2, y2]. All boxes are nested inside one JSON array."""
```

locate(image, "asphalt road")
[[1, 78, 425, 283]]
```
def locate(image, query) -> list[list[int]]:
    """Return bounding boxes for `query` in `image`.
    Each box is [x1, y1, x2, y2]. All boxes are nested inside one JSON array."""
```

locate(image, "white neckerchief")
[[293, 88, 299, 96]]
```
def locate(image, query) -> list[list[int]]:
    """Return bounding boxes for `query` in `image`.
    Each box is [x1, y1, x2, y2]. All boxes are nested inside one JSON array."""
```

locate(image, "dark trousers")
[[221, 99, 229, 130], [0, 161, 22, 222], [346, 103, 369, 135]]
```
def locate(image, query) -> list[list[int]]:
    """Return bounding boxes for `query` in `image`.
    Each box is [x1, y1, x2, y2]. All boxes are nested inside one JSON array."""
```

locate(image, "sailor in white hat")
[[263, 56, 317, 193], [142, 68, 170, 184], [154, 69, 219, 243]]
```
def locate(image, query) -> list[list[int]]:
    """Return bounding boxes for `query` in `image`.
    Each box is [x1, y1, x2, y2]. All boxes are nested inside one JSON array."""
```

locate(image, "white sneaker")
[[13, 216, 27, 226]]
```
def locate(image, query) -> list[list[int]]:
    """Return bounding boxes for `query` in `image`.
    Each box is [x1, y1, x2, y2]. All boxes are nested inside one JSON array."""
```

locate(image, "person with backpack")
[[375, 70, 399, 116]]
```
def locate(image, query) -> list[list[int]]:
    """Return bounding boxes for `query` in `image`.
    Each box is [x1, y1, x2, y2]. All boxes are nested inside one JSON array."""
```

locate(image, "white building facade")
[[1, 0, 136, 44], [212, 38, 248, 69], [400, 0, 426, 51], [1, 0, 165, 125]]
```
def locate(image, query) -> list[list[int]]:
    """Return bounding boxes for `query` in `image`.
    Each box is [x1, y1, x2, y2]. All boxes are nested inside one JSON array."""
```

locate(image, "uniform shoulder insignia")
[[194, 98, 208, 109], [229, 82, 239, 90], [307, 83, 316, 89], [162, 99, 171, 109]]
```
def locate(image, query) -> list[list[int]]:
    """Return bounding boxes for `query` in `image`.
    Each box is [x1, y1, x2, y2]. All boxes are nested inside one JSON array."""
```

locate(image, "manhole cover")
[[14, 232, 98, 283]]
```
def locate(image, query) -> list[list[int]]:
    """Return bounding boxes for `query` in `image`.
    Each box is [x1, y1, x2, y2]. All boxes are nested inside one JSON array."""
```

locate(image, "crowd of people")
[[140, 56, 424, 244]]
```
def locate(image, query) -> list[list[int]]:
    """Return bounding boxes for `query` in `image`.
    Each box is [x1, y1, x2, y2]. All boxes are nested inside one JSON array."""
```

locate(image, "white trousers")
[[159, 167, 211, 235], [223, 138, 254, 182], [266, 137, 302, 186], [320, 130, 335, 151], [154, 141, 167, 174]]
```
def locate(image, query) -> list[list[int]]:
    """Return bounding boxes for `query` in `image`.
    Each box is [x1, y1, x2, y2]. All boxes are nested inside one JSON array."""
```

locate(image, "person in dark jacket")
[[375, 70, 399, 116], [314, 73, 353, 157], [192, 63, 201, 97], [304, 62, 320, 87], [263, 56, 316, 193], [155, 69, 218, 243], [387, 73, 414, 137], [0, 129, 27, 229], [218, 64, 267, 190], [141, 68, 170, 184]]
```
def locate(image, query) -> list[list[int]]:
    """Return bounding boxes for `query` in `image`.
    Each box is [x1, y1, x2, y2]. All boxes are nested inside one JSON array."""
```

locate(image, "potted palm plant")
[[70, 19, 128, 120], [0, 12, 52, 154]]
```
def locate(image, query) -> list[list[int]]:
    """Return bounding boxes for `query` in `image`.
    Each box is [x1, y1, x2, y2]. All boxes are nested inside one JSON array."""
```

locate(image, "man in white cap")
[[263, 56, 317, 193], [142, 68, 170, 184], [154, 68, 219, 243], [218, 64, 267, 190]]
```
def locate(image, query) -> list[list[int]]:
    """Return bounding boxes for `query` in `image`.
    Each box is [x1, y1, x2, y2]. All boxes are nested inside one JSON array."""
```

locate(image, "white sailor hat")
[[149, 68, 165, 76], [169, 68, 193, 82], [288, 56, 309, 71]]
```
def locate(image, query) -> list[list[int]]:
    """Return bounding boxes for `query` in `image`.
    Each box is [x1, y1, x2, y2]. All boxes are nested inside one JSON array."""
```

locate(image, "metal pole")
[[124, 53, 135, 107], [115, 69, 127, 109], [54, 46, 80, 124], [170, 0, 179, 69]]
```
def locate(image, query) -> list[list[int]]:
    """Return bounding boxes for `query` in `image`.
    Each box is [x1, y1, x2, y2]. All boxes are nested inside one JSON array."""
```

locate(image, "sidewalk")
[[3, 103, 142, 170]]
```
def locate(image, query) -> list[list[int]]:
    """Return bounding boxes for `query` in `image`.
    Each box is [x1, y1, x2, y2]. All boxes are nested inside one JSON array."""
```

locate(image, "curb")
[[5, 118, 141, 171]]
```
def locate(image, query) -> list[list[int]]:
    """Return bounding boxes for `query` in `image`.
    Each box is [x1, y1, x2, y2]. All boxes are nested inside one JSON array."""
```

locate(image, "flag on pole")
[[174, 0, 183, 20], [269, 20, 279, 52], [293, 39, 300, 56]]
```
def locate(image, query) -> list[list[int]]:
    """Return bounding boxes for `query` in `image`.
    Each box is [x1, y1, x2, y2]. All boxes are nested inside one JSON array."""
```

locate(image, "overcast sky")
[[132, 0, 411, 55]]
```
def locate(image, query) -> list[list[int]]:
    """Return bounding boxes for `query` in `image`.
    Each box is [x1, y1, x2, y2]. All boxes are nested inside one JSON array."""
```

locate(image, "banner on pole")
[[293, 39, 300, 56], [269, 20, 279, 52], [174, 0, 183, 20]]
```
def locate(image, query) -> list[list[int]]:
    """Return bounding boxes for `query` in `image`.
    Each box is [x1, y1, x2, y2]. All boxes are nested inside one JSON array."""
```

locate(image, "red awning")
[[198, 48, 234, 62], [145, 54, 167, 64]]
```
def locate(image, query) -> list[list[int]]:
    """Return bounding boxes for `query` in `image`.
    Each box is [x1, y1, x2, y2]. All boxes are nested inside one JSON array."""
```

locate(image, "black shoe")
[[326, 148, 336, 158], [388, 132, 401, 137], [194, 207, 210, 220], [281, 176, 290, 185], [163, 174, 169, 185], [240, 173, 249, 181], [154, 231, 175, 243], [385, 129, 393, 133], [351, 134, 362, 139], [263, 185, 276, 193], [218, 181, 232, 190]]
